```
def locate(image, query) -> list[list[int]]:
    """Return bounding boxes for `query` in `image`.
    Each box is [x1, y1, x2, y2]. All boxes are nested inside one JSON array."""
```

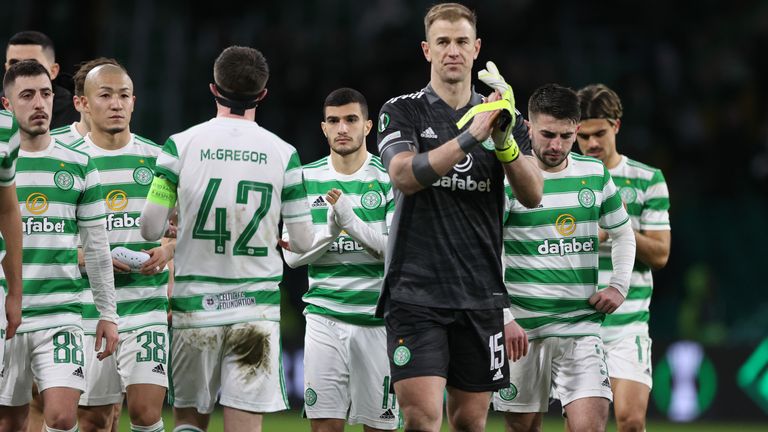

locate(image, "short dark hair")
[[3, 60, 51, 93], [213, 46, 269, 97], [528, 83, 580, 123], [73, 57, 122, 96], [7, 30, 55, 61], [577, 84, 623, 124], [424, 3, 477, 39], [323, 87, 369, 119]]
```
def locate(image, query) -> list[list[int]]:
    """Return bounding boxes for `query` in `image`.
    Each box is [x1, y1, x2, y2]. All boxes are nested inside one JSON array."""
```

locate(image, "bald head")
[[83, 64, 132, 96], [81, 63, 135, 136]]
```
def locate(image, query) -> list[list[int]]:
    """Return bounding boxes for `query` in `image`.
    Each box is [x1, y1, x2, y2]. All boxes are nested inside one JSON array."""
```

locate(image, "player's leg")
[[121, 325, 169, 431], [218, 321, 288, 432], [109, 404, 120, 432], [603, 336, 652, 432], [386, 301, 451, 431], [445, 309, 508, 432], [27, 385, 44, 432], [0, 331, 33, 430], [492, 339, 550, 432], [171, 326, 226, 431], [78, 334, 122, 432], [303, 315, 351, 432], [348, 322, 398, 432], [35, 327, 88, 431], [553, 336, 612, 432]]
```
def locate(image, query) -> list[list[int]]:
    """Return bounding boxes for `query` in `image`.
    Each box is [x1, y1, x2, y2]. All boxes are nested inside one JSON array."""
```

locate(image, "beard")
[[104, 125, 127, 134], [19, 123, 48, 137], [331, 138, 364, 156], [534, 147, 569, 168]]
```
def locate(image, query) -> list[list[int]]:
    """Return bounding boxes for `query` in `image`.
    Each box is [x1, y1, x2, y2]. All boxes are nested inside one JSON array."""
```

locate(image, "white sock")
[[45, 423, 79, 432], [131, 419, 165, 432], [172, 425, 204, 432]]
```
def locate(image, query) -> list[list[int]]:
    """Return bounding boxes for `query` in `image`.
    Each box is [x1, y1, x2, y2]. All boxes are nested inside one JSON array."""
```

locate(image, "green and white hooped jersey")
[[301, 153, 394, 326], [12, 138, 105, 333], [70, 134, 169, 334], [50, 122, 83, 146], [599, 155, 670, 342], [0, 111, 20, 268], [154, 117, 311, 328], [503, 153, 630, 340]]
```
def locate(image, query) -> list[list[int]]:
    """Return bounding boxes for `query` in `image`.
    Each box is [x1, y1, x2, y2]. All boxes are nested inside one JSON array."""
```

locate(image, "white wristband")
[[503, 308, 514, 325]]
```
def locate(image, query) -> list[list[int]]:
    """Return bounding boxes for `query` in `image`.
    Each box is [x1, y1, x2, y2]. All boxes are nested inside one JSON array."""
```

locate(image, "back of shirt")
[[154, 117, 310, 328]]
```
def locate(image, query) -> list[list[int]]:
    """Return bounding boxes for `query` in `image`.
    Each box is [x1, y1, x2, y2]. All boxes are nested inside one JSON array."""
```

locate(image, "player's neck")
[[536, 155, 569, 173], [75, 120, 89, 137], [430, 76, 472, 110], [20, 132, 52, 152], [89, 128, 132, 150], [216, 105, 256, 121], [604, 152, 622, 169], [331, 149, 367, 175]]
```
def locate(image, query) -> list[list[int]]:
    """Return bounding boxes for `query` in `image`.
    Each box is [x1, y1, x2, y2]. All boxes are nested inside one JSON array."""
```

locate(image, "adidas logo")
[[72, 367, 84, 378], [644, 368, 651, 376], [420, 127, 437, 139], [0, 367, 4, 378], [379, 408, 396, 420], [601, 378, 611, 387], [492, 368, 504, 381], [311, 196, 327, 208], [152, 364, 166, 375]]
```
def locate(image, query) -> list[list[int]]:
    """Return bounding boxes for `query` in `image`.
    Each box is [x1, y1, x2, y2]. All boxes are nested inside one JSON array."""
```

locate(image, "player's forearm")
[[634, 229, 670, 270], [387, 135, 474, 195], [80, 223, 118, 323], [0, 185, 22, 297], [503, 155, 543, 209], [282, 225, 337, 267], [339, 217, 387, 260], [606, 221, 636, 297], [141, 176, 177, 241]]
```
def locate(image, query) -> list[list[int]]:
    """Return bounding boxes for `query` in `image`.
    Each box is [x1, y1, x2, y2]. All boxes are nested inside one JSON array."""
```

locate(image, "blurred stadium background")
[[3, 0, 767, 429]]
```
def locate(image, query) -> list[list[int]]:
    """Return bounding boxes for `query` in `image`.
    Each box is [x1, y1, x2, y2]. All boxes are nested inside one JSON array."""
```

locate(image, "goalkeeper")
[[375, 3, 543, 431]]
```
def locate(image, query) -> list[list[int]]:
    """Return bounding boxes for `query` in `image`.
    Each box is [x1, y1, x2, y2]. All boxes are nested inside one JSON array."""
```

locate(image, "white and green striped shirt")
[[50, 122, 83, 146], [600, 155, 670, 341], [300, 153, 394, 326], [13, 138, 105, 333], [503, 153, 630, 339], [70, 133, 169, 334], [154, 117, 311, 328], [0, 111, 20, 269]]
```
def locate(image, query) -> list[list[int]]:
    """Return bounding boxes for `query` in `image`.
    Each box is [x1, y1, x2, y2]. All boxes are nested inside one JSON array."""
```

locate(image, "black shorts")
[[384, 300, 509, 392]]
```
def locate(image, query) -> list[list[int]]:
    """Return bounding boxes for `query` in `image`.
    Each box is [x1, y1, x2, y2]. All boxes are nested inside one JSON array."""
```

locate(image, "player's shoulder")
[[49, 124, 72, 135], [624, 156, 663, 177], [303, 156, 329, 171], [0, 110, 14, 129], [66, 136, 86, 150], [381, 90, 428, 114], [367, 154, 389, 176], [53, 139, 92, 167], [571, 153, 606, 172], [133, 133, 163, 156]]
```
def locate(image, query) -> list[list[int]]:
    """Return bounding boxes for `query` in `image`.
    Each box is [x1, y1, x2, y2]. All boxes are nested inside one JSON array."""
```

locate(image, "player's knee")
[[401, 405, 441, 431], [503, 413, 541, 432], [615, 412, 645, 432], [45, 410, 78, 430], [127, 400, 162, 426], [78, 407, 111, 430]]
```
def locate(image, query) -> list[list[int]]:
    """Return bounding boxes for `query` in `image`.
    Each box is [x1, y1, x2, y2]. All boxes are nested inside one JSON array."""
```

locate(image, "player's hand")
[[94, 319, 119, 360], [4, 292, 21, 339], [326, 203, 342, 238], [467, 91, 503, 142], [327, 189, 355, 227], [277, 237, 291, 252], [504, 319, 529, 362], [598, 229, 608, 243], [112, 258, 131, 273], [139, 244, 172, 275], [589, 287, 625, 314]]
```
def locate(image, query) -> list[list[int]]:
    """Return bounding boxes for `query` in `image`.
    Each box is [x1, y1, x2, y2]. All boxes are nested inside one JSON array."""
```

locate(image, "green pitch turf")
[[114, 410, 768, 431]]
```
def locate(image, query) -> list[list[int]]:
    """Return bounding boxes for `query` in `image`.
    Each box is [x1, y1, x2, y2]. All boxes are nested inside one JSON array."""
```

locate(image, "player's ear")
[[524, 119, 531, 138], [255, 88, 268, 102], [421, 41, 431, 62], [364, 119, 373, 137], [49, 62, 60, 80], [209, 83, 218, 97], [474, 37, 481, 60], [320, 121, 328, 138], [1, 96, 10, 111], [613, 119, 621, 134]]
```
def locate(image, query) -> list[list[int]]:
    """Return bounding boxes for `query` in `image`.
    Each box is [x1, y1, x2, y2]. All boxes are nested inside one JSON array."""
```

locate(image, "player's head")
[[321, 87, 372, 157], [80, 63, 134, 135], [211, 46, 269, 115], [73, 57, 120, 116], [576, 84, 623, 163], [1, 60, 53, 137], [5, 31, 59, 80], [421, 3, 480, 85], [527, 83, 580, 170]]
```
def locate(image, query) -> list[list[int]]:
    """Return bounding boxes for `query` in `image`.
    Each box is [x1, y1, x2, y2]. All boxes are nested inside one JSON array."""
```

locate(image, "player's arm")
[[379, 95, 502, 196], [0, 183, 22, 339], [634, 229, 670, 270], [635, 169, 671, 270], [326, 188, 387, 260], [280, 206, 341, 268], [141, 176, 176, 241], [500, 114, 543, 208]]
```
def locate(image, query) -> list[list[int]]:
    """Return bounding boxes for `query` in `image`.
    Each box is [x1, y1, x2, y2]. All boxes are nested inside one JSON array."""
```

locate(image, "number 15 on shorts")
[[489, 332, 504, 370]]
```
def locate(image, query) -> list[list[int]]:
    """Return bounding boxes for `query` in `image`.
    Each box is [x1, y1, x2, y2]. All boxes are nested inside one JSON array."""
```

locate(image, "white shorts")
[[603, 335, 653, 389], [171, 321, 288, 414], [80, 325, 169, 406], [493, 336, 612, 413], [303, 315, 399, 430], [0, 326, 87, 406]]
